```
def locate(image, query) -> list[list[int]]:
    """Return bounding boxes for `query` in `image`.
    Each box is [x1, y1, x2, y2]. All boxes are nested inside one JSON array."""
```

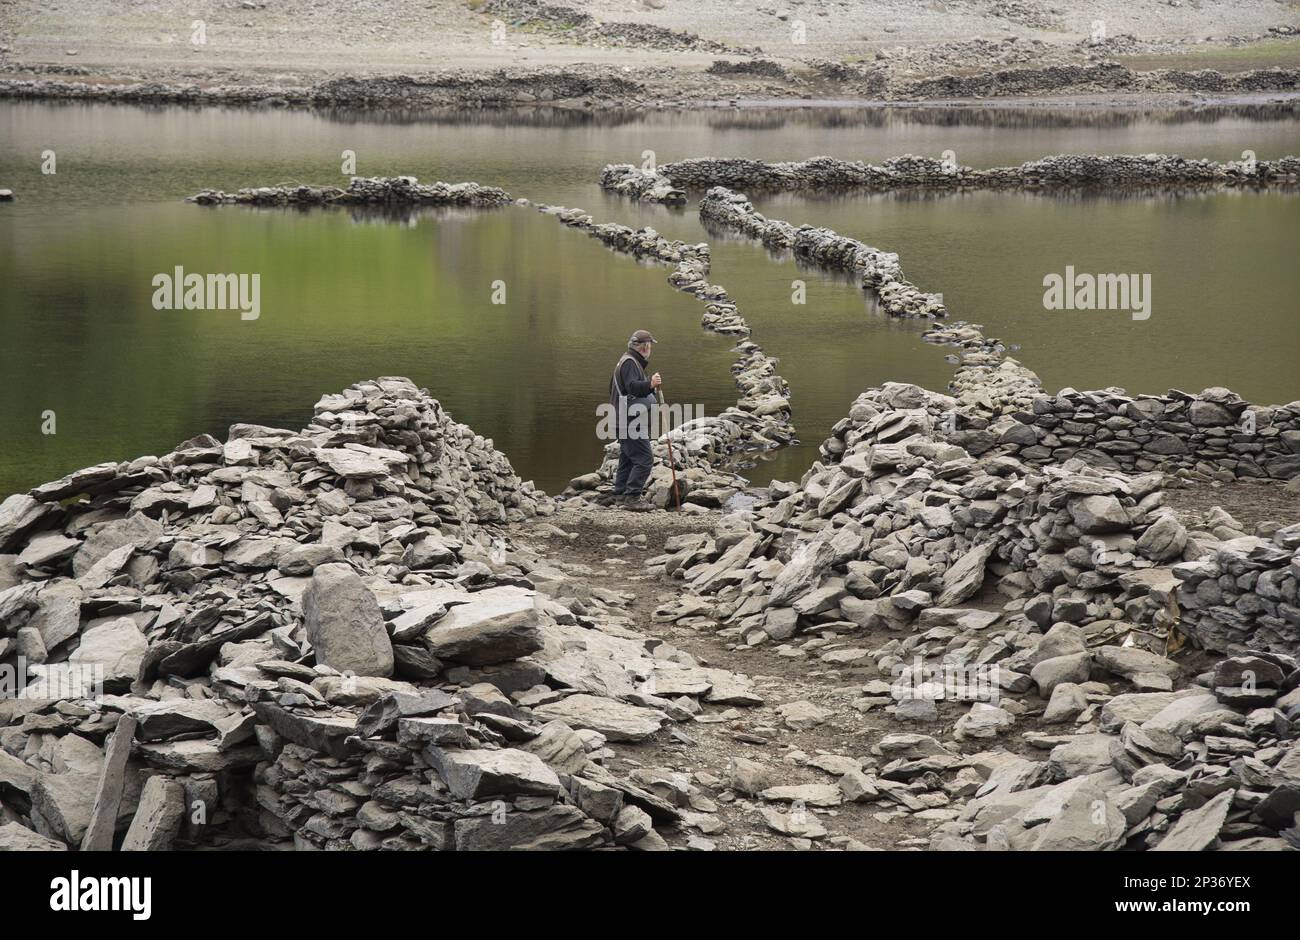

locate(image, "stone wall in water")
[[656, 153, 1300, 194], [698, 186, 947, 319], [685, 181, 1300, 485], [645, 176, 1300, 666], [189, 176, 514, 208]]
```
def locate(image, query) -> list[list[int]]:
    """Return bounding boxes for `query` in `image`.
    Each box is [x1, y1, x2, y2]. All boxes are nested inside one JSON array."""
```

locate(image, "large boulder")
[[1068, 495, 1130, 534], [422, 589, 543, 666], [935, 542, 997, 606], [302, 563, 394, 677], [425, 747, 561, 800], [68, 617, 148, 691]]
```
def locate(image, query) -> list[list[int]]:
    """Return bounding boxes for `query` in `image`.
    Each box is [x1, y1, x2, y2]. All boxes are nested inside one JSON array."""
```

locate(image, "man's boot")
[[621, 493, 655, 512]]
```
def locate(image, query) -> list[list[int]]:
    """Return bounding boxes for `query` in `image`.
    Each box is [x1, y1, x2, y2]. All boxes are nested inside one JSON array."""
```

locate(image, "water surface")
[[1, 102, 1297, 494]]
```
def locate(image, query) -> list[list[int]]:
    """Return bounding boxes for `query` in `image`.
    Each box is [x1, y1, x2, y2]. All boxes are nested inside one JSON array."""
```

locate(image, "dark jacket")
[[609, 347, 653, 410]]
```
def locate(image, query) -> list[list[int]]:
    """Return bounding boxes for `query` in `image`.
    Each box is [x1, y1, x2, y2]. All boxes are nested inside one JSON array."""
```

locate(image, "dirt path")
[[508, 469, 1292, 849], [515, 505, 1033, 850], [1166, 479, 1299, 535]]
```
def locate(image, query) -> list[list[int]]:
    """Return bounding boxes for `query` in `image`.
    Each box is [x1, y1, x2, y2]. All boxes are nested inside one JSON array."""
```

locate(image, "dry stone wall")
[[685, 181, 1300, 485], [189, 176, 513, 208], [698, 187, 947, 319], [648, 368, 1299, 850], [982, 387, 1300, 483], [612, 153, 1300, 195]]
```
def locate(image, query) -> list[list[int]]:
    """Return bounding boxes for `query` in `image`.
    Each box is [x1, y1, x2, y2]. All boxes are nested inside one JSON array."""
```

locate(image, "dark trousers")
[[613, 434, 653, 496]]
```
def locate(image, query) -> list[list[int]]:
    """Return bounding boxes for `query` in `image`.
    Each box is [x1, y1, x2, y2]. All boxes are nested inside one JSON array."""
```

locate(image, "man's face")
[[639, 343, 652, 359]]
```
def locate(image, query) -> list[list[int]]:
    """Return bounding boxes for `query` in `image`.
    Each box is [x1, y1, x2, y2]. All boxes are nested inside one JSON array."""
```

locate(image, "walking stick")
[[655, 387, 682, 512]]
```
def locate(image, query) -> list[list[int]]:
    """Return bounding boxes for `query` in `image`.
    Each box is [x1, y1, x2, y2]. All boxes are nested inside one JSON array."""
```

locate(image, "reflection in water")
[[66, 99, 1298, 132], [306, 102, 1300, 131]]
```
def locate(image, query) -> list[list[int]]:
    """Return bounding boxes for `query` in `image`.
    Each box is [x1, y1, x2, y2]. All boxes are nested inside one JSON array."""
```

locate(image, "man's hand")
[[650, 372, 663, 389]]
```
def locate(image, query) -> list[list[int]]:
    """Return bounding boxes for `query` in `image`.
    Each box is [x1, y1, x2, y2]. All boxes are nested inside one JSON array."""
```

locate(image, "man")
[[604, 329, 662, 510]]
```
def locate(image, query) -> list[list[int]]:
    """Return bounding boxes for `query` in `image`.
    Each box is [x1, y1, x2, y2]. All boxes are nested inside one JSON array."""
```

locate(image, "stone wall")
[[598, 164, 686, 205], [970, 386, 1300, 484], [647, 356, 1300, 852], [698, 187, 947, 319], [1174, 529, 1300, 657], [896, 63, 1300, 100], [657, 356, 1299, 659], [189, 176, 513, 208], [689, 184, 1300, 485], [653, 153, 1300, 194], [658, 376, 1196, 648]]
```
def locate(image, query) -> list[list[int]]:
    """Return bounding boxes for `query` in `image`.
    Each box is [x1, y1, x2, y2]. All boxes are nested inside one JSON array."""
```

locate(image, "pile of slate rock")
[[0, 377, 763, 850]]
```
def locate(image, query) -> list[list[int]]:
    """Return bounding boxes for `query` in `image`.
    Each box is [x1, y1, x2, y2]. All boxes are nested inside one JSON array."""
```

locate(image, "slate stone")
[[31, 770, 100, 845], [1031, 784, 1126, 851], [251, 702, 357, 759], [1153, 789, 1234, 851], [354, 689, 457, 739], [132, 698, 232, 742], [396, 716, 471, 748], [935, 542, 996, 606], [424, 746, 561, 800], [136, 739, 263, 774], [0, 822, 67, 851], [0, 494, 55, 553], [533, 694, 666, 743], [422, 590, 543, 666], [303, 563, 394, 677], [122, 775, 185, 851], [71, 513, 161, 577], [69, 616, 148, 691], [453, 805, 606, 851], [80, 714, 138, 851]]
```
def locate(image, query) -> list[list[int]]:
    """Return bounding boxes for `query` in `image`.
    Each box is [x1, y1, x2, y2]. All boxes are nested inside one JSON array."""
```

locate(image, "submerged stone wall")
[[627, 153, 1300, 194], [189, 176, 514, 208], [895, 63, 1300, 100], [689, 183, 1300, 485], [698, 187, 947, 319], [598, 164, 687, 205]]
